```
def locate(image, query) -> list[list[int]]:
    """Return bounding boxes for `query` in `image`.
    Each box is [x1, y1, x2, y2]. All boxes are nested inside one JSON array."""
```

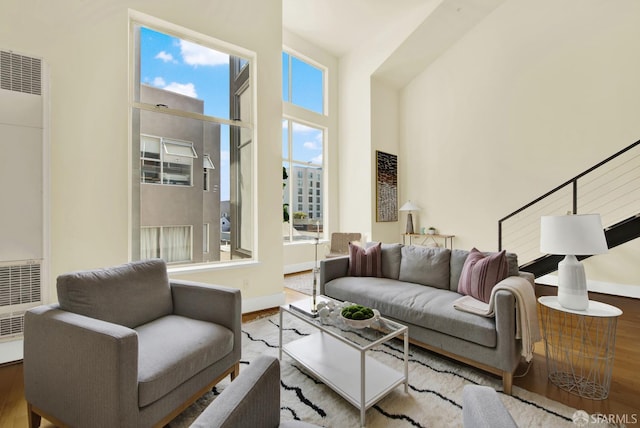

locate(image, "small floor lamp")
[[540, 214, 608, 310], [399, 201, 420, 234]]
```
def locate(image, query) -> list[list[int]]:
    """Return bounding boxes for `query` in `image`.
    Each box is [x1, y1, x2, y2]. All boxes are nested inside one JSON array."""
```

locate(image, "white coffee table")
[[279, 296, 409, 427]]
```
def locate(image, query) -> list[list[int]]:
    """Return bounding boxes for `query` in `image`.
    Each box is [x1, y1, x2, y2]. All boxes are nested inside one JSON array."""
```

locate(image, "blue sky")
[[140, 27, 325, 200]]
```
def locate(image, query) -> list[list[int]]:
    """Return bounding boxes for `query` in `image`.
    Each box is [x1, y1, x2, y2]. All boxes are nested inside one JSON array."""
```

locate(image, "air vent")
[[0, 312, 24, 338], [0, 263, 41, 307], [0, 50, 42, 95]]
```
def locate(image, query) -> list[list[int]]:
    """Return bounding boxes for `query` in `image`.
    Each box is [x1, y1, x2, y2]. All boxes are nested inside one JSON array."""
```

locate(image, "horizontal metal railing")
[[499, 139, 640, 268]]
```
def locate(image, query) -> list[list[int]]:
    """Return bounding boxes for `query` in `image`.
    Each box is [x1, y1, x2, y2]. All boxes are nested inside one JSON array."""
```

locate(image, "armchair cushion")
[[136, 315, 234, 407], [57, 259, 173, 328]]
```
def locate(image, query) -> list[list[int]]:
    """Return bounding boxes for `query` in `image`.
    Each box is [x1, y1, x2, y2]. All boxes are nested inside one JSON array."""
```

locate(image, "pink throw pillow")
[[348, 242, 382, 277], [458, 248, 509, 303]]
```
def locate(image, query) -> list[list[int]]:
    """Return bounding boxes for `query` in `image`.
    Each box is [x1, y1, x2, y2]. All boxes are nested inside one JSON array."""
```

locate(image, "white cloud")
[[220, 150, 230, 161], [304, 141, 318, 150], [311, 154, 323, 164], [163, 82, 198, 98], [155, 51, 175, 63], [152, 77, 166, 87], [180, 40, 229, 67]]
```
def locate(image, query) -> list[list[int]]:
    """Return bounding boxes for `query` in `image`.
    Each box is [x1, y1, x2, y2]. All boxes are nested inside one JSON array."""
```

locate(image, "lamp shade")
[[399, 201, 420, 212], [540, 214, 608, 255]]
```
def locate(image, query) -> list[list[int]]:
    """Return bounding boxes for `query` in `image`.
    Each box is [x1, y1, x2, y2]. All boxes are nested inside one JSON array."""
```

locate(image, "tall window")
[[282, 50, 327, 242], [282, 120, 324, 242], [131, 18, 254, 265]]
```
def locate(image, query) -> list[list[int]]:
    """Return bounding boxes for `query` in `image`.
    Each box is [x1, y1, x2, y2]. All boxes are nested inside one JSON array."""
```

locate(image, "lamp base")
[[557, 254, 589, 311], [406, 213, 414, 234]]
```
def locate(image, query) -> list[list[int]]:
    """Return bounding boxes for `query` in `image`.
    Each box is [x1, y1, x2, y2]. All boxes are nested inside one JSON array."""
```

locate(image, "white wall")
[[400, 0, 640, 288], [371, 78, 402, 244], [0, 0, 284, 312], [338, 2, 443, 241]]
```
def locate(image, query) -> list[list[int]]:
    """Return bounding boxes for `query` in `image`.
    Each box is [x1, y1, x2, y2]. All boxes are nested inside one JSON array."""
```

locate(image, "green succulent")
[[341, 305, 374, 320]]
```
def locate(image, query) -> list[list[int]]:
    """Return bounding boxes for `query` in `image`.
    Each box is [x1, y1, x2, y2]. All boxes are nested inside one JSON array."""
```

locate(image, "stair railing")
[[498, 139, 640, 267]]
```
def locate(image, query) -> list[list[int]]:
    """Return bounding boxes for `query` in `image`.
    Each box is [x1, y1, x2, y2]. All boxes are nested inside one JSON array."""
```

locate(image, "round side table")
[[538, 295, 622, 400]]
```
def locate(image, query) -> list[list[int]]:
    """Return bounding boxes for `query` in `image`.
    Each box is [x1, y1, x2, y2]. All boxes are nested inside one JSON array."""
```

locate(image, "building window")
[[140, 135, 196, 186], [131, 17, 254, 265], [203, 154, 215, 191], [141, 226, 192, 263], [203, 223, 210, 253]]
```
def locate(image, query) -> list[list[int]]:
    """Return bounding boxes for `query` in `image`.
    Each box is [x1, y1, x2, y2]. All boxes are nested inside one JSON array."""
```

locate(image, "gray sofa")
[[24, 259, 241, 428], [320, 244, 535, 394]]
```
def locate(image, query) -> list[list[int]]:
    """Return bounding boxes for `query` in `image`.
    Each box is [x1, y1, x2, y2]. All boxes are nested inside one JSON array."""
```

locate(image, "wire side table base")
[[538, 296, 621, 400]]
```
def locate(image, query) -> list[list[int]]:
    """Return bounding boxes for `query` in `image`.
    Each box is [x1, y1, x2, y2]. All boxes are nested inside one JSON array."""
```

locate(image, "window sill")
[[167, 259, 260, 275], [283, 239, 329, 246]]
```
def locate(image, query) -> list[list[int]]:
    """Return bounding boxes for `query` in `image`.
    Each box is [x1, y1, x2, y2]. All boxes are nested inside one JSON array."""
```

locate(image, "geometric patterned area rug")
[[170, 314, 583, 427]]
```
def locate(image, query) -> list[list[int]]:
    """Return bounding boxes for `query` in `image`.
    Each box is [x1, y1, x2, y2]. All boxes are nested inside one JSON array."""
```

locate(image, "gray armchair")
[[462, 385, 517, 428], [23, 259, 241, 428], [190, 356, 318, 428]]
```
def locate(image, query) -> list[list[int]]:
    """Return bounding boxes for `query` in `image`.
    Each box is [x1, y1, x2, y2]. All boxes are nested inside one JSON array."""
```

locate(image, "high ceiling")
[[283, 0, 506, 87], [282, 0, 428, 57]]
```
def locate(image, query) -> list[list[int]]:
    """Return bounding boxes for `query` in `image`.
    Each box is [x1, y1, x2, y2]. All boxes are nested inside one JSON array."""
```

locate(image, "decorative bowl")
[[339, 308, 380, 329]]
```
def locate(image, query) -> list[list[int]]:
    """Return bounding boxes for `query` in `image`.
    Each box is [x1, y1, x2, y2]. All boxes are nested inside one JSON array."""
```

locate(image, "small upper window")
[[282, 52, 324, 115]]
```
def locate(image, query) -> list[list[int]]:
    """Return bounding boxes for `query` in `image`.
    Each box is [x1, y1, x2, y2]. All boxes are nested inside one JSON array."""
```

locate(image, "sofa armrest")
[[518, 271, 535, 287], [190, 355, 281, 428], [24, 304, 139, 427], [319, 256, 349, 295], [462, 385, 517, 428]]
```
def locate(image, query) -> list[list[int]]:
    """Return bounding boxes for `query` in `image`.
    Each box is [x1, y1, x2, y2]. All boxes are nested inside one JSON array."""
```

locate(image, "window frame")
[[129, 10, 258, 267], [281, 47, 329, 245]]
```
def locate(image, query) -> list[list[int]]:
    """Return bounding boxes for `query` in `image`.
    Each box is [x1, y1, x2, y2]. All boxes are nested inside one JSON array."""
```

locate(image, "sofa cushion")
[[367, 242, 402, 279], [57, 259, 173, 329], [450, 249, 519, 292], [136, 315, 234, 407], [399, 246, 451, 289], [349, 242, 382, 277], [324, 277, 496, 347], [458, 248, 509, 303]]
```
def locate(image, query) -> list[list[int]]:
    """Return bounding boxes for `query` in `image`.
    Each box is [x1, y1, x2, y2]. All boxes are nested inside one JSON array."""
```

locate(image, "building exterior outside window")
[[132, 21, 254, 264]]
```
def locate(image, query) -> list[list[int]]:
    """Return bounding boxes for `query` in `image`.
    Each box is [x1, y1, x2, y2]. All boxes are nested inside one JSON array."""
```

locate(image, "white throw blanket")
[[453, 276, 541, 362]]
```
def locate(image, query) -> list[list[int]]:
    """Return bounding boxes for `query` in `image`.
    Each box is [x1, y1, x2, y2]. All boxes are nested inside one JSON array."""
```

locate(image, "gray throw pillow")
[[399, 246, 451, 289], [367, 242, 402, 279]]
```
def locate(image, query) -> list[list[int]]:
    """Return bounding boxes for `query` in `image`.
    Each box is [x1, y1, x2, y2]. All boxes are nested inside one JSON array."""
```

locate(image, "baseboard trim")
[[537, 274, 640, 299], [0, 339, 24, 365], [242, 292, 285, 314]]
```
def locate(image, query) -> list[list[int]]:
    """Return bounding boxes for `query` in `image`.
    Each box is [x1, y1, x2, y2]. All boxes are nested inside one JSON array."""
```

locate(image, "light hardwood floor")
[[1, 282, 638, 427]]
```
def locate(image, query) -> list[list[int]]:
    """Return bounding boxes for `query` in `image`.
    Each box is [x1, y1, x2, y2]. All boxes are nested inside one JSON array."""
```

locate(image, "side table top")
[[538, 295, 623, 317]]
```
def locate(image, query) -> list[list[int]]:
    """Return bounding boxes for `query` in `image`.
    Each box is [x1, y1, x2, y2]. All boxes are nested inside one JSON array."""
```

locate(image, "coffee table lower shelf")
[[282, 331, 405, 424]]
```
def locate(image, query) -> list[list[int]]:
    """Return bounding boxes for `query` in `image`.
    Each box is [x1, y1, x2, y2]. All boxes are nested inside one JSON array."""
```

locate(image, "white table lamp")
[[399, 201, 420, 234], [540, 214, 608, 310]]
